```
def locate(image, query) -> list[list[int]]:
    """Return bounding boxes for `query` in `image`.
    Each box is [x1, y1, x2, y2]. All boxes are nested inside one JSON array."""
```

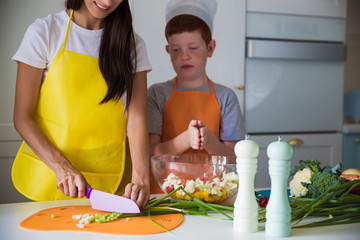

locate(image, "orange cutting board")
[[20, 205, 183, 235]]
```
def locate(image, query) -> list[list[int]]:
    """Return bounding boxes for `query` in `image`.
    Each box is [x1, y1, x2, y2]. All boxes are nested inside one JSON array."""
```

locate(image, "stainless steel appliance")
[[244, 1, 347, 133], [244, 0, 347, 188]]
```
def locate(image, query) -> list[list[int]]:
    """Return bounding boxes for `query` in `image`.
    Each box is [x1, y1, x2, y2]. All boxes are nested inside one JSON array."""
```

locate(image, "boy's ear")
[[166, 45, 170, 54], [207, 40, 216, 57]]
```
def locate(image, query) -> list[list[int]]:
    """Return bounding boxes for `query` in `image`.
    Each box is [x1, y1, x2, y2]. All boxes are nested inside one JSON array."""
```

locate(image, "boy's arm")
[[198, 121, 236, 156], [149, 132, 190, 155]]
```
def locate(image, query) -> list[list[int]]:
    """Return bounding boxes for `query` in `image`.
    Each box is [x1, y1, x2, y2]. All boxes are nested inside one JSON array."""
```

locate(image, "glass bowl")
[[151, 154, 238, 204]]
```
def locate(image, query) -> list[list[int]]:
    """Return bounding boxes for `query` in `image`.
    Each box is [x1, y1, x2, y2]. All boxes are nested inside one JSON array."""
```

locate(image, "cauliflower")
[[184, 180, 196, 194], [222, 172, 239, 183], [289, 167, 314, 197]]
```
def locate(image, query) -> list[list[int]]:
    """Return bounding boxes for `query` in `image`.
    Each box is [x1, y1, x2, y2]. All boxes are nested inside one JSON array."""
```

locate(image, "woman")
[[12, 0, 151, 208]]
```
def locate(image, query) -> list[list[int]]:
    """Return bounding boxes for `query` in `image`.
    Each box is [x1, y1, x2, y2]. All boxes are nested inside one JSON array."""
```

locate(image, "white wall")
[[0, 0, 64, 203]]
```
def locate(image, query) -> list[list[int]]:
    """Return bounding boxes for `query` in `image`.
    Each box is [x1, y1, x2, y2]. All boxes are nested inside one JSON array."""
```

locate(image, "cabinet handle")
[[287, 138, 304, 146], [355, 138, 360, 143], [235, 85, 244, 90]]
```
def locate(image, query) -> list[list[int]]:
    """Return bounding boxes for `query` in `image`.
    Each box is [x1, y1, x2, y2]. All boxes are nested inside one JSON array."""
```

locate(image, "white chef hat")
[[165, 0, 217, 32]]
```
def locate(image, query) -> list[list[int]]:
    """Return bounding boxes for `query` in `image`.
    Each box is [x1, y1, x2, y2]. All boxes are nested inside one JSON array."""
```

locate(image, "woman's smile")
[[94, 1, 111, 12]]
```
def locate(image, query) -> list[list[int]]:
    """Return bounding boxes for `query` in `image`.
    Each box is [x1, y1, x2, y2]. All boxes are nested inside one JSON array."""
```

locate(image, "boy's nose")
[[180, 50, 191, 60]]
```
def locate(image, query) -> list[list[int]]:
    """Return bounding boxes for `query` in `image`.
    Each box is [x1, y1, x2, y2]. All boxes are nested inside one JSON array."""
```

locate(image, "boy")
[[147, 0, 246, 192]]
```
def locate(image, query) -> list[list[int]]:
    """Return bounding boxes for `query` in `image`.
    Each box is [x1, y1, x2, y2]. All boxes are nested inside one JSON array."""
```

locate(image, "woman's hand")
[[55, 160, 88, 199], [123, 183, 150, 209]]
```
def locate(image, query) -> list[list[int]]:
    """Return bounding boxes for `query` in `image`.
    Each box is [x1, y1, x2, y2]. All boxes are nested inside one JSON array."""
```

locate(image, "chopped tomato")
[[181, 178, 191, 187], [165, 185, 174, 193], [199, 173, 214, 183]]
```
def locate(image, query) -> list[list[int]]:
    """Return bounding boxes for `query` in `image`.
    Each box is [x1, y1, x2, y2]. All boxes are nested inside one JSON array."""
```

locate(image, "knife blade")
[[85, 187, 140, 213]]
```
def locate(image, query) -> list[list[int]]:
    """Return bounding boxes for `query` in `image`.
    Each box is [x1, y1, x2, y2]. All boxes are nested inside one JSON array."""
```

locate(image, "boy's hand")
[[188, 120, 201, 150], [197, 120, 210, 150]]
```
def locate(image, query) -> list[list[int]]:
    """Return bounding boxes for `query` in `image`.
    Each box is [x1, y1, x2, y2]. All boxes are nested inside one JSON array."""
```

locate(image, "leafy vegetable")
[[307, 169, 345, 198], [290, 179, 360, 228], [257, 179, 360, 228], [290, 159, 323, 176]]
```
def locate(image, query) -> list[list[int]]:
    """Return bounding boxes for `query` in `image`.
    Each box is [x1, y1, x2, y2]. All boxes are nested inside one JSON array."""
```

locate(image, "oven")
[[244, 0, 347, 134]]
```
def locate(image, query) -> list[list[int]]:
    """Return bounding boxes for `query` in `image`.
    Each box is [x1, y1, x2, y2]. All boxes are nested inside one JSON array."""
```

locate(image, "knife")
[[85, 187, 140, 213]]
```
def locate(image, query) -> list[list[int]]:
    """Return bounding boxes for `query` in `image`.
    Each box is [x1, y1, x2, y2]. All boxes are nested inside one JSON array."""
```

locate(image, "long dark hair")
[[65, 0, 136, 105]]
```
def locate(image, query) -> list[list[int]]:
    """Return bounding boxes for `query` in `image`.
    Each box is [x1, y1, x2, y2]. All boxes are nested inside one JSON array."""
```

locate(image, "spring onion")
[[73, 186, 234, 229]]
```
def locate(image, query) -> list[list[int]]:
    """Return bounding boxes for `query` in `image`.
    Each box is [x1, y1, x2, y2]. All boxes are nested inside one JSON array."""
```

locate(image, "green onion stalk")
[[257, 179, 360, 228], [92, 180, 360, 230], [89, 186, 235, 231]]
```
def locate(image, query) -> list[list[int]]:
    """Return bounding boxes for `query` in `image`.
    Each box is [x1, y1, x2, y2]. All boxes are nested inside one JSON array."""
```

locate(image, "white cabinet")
[[250, 133, 342, 188]]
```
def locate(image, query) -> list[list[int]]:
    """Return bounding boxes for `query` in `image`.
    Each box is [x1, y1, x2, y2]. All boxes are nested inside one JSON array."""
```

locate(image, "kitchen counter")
[[1, 198, 359, 240]]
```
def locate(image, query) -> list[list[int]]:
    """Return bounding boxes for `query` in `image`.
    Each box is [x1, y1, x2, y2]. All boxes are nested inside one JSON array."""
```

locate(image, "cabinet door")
[[130, 0, 246, 111], [343, 134, 360, 170], [250, 133, 342, 188]]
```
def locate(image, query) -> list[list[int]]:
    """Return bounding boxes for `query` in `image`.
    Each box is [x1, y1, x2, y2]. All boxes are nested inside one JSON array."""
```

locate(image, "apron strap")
[[62, 9, 74, 50], [207, 78, 221, 112]]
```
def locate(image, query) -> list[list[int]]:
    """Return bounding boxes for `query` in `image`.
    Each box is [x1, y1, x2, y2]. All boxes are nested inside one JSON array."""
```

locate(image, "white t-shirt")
[[12, 9, 152, 105]]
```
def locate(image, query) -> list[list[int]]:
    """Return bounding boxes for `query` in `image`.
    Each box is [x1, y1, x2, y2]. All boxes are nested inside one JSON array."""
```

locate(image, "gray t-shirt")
[[147, 80, 246, 141]]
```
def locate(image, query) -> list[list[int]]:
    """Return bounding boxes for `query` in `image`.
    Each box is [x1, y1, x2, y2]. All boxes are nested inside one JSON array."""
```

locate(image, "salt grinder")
[[265, 136, 293, 237], [233, 135, 259, 233]]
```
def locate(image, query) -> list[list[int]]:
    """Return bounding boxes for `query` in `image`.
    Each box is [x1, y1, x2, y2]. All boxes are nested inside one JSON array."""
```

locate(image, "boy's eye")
[[190, 47, 198, 50]]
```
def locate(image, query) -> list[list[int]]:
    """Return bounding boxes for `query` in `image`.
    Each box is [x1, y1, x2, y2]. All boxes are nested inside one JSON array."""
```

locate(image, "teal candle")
[[265, 136, 293, 237]]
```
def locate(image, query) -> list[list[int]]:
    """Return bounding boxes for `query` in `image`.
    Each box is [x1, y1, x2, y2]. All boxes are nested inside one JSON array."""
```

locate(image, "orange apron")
[[12, 10, 127, 201], [150, 78, 221, 193]]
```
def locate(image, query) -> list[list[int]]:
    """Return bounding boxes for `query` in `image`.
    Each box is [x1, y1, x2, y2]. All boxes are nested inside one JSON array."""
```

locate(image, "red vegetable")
[[199, 173, 214, 183], [260, 197, 269, 208], [165, 185, 174, 193], [181, 179, 191, 187]]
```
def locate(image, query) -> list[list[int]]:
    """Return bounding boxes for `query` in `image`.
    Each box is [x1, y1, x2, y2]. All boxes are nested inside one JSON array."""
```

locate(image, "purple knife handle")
[[86, 187, 93, 199]]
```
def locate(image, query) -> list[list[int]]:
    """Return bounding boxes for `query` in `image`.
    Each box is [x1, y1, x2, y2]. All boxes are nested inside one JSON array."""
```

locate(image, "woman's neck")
[[68, 8, 104, 30]]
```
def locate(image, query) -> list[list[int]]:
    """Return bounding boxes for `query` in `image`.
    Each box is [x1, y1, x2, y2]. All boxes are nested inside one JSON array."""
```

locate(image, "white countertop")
[[1, 198, 360, 240]]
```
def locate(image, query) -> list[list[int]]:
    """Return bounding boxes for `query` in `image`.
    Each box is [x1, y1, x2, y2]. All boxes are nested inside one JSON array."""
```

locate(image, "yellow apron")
[[12, 10, 127, 201], [150, 78, 221, 193]]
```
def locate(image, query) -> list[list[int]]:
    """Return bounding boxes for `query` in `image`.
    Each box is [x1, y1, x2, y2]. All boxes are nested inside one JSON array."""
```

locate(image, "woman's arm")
[[123, 70, 150, 208], [13, 62, 87, 198]]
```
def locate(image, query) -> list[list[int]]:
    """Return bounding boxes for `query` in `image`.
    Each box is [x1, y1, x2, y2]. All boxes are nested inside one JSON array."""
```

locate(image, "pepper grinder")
[[233, 135, 259, 233], [265, 136, 293, 237]]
